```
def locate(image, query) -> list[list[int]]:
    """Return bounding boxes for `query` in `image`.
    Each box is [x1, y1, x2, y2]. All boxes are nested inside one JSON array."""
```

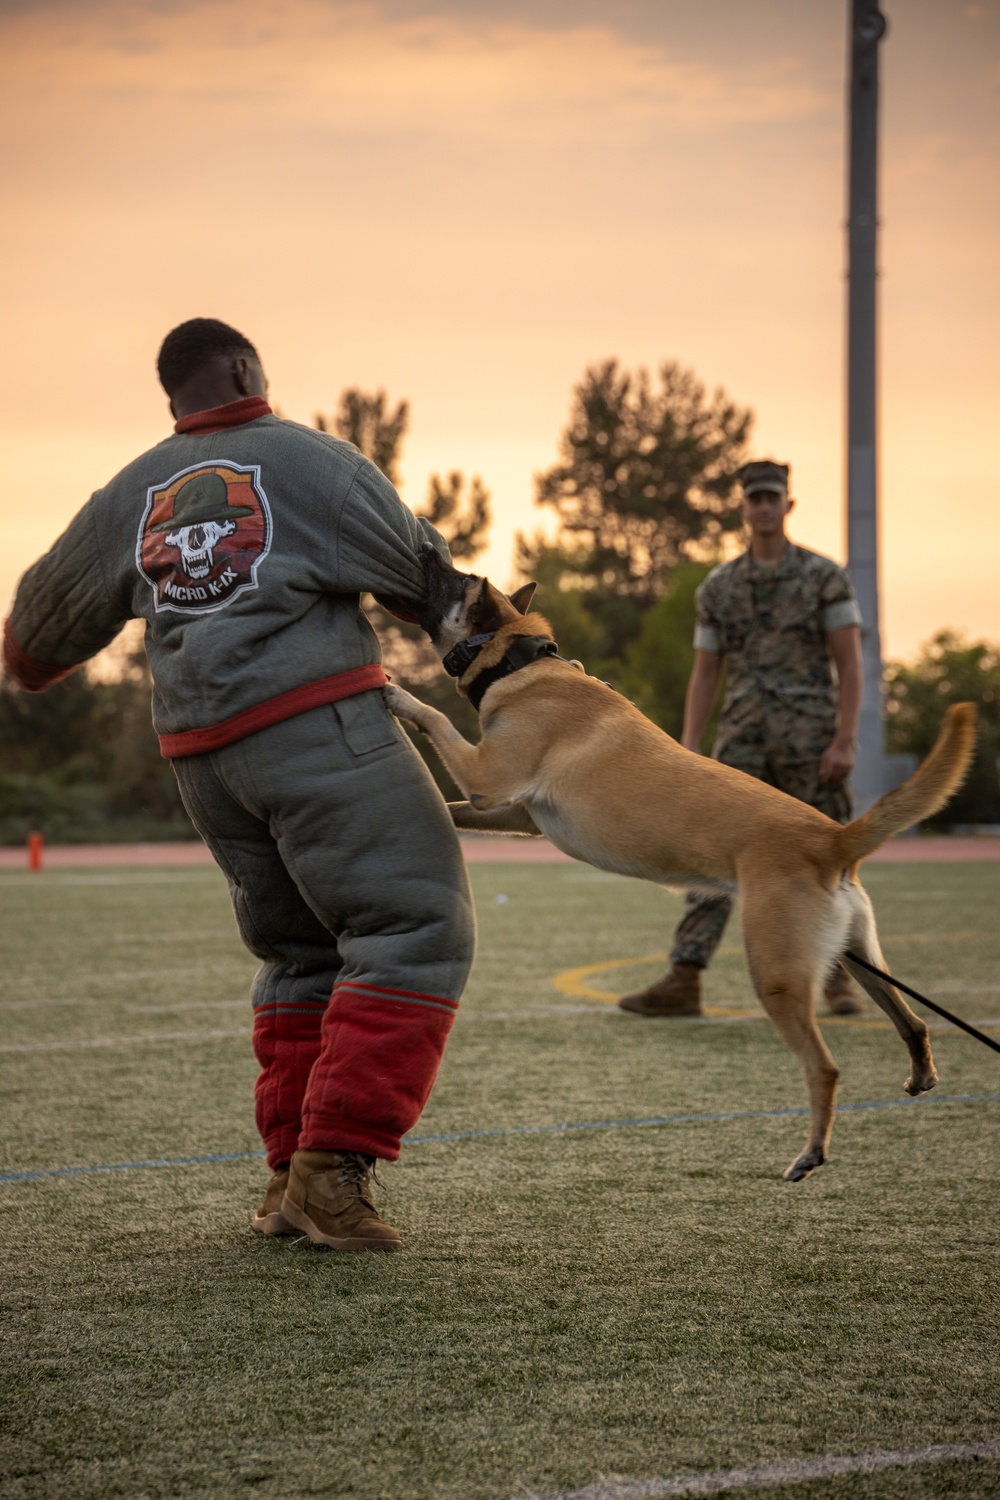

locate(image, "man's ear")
[[508, 582, 537, 615], [232, 357, 249, 397]]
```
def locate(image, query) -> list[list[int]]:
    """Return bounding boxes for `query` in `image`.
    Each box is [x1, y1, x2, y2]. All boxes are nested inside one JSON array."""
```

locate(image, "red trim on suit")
[[158, 664, 389, 758], [253, 1005, 324, 1172], [299, 983, 459, 1161], [334, 981, 460, 1011], [173, 396, 272, 435]]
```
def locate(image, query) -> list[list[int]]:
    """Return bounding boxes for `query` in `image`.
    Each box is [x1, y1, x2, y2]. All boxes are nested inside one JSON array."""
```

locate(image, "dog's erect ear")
[[508, 582, 537, 615], [469, 577, 506, 632]]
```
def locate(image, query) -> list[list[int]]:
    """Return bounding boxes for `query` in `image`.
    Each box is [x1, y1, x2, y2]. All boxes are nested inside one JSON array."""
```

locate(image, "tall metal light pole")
[[846, 0, 888, 810]]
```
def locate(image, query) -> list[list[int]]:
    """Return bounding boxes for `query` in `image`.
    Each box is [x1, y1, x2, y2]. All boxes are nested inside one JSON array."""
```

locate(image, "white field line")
[[0, 965, 257, 1004], [4, 1015, 1000, 1053], [128, 1001, 248, 1013], [0, 1030, 249, 1053], [0, 997, 249, 1013], [515, 1438, 1000, 1500], [0, 873, 220, 886]]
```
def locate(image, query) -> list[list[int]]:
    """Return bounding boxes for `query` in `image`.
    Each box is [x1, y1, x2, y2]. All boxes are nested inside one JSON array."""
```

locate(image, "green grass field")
[[1, 858, 999, 1500]]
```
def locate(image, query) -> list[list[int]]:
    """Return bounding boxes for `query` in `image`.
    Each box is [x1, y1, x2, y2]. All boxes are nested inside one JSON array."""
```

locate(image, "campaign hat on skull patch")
[[151, 471, 255, 532], [738, 460, 790, 498]]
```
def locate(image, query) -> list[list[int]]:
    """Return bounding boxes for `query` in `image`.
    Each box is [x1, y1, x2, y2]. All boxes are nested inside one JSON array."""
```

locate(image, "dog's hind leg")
[[741, 885, 842, 1182], [754, 973, 841, 1182], [448, 801, 543, 836], [841, 881, 938, 1097]]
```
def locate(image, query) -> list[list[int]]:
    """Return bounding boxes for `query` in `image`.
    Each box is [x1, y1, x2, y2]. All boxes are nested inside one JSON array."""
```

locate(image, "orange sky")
[[1, 0, 998, 661]]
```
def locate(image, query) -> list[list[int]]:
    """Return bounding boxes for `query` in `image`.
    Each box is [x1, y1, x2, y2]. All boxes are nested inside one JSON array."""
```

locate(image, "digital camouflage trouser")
[[173, 692, 476, 1166], [669, 734, 852, 969]]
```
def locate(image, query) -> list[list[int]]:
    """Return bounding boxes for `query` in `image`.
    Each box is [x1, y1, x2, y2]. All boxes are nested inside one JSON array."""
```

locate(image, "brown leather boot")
[[617, 963, 704, 1017], [825, 966, 864, 1016], [251, 1166, 293, 1236], [282, 1149, 403, 1252]]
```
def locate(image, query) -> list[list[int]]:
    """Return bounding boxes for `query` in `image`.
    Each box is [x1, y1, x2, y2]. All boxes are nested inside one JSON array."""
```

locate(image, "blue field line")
[[0, 1149, 267, 1183], [2, 1091, 998, 1186]]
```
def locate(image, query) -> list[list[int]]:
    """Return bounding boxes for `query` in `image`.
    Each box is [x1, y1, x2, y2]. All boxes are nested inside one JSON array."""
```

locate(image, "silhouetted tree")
[[532, 359, 751, 592], [619, 563, 716, 741], [421, 472, 491, 561], [0, 654, 189, 843], [315, 389, 409, 488], [313, 389, 491, 562], [885, 631, 1000, 827], [519, 359, 752, 666]]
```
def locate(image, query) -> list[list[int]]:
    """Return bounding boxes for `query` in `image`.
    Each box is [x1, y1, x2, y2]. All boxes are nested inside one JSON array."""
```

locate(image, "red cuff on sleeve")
[[384, 607, 421, 625], [2, 619, 77, 692]]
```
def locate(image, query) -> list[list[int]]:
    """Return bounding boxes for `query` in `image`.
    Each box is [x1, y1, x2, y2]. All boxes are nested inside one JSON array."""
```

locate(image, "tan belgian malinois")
[[384, 548, 976, 1182]]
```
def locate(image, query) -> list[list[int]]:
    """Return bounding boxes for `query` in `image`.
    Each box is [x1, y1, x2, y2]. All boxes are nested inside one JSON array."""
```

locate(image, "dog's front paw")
[[383, 684, 426, 730]]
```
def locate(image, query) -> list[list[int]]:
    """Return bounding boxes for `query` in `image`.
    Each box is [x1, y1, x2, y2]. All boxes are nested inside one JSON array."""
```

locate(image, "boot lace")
[[334, 1152, 381, 1207]]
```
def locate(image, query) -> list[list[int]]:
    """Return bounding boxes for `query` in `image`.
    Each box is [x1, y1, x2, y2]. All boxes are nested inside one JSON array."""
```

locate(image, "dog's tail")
[[837, 702, 977, 866]]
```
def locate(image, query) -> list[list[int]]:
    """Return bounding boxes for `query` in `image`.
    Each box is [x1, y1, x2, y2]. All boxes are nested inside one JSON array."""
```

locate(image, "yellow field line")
[[552, 952, 667, 1002], [552, 942, 998, 1031], [551, 953, 748, 1017]]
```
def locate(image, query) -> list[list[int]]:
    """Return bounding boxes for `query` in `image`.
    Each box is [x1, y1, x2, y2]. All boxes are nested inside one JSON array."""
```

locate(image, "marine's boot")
[[617, 963, 704, 1017], [251, 1166, 293, 1236], [825, 965, 864, 1016], [282, 1149, 403, 1252]]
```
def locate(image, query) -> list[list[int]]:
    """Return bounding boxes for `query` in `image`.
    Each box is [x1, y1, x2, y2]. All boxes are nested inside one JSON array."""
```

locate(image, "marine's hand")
[[819, 734, 855, 783]]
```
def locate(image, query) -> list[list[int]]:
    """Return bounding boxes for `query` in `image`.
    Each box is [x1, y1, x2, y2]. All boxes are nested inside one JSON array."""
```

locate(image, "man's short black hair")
[[157, 318, 259, 396]]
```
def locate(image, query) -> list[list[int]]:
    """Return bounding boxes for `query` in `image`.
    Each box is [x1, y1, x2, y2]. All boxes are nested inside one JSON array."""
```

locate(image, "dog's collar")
[[443, 633, 560, 712], [442, 632, 496, 679]]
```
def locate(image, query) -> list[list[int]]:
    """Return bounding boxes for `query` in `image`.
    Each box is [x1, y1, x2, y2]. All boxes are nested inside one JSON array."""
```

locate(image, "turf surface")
[[1, 859, 999, 1499]]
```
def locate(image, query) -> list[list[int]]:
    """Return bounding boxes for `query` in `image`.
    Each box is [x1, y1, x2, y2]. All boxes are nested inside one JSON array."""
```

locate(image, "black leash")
[[844, 950, 1000, 1056]]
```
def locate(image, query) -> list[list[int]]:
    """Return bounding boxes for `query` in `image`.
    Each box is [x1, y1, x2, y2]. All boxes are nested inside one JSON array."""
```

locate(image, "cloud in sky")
[[0, 0, 998, 657], [1, 0, 827, 149]]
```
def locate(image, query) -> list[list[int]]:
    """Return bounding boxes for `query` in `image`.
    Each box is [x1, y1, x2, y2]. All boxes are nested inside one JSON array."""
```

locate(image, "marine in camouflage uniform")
[[618, 459, 864, 1019]]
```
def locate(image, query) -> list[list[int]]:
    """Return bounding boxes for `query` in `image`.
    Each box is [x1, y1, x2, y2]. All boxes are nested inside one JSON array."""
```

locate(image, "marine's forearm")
[[681, 653, 723, 751], [828, 626, 863, 743]]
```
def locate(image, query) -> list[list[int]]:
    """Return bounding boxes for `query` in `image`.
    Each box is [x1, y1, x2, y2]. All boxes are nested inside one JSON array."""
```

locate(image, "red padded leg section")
[[299, 983, 459, 1161], [253, 1005, 325, 1169]]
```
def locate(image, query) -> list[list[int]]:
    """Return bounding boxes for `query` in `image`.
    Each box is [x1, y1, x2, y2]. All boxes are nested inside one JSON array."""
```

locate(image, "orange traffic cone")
[[27, 831, 44, 872]]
